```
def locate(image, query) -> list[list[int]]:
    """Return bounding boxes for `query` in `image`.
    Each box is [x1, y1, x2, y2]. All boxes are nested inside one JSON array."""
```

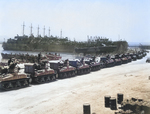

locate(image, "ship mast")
[[48, 27, 50, 37], [30, 23, 33, 36], [43, 26, 45, 37], [60, 29, 62, 38], [22, 22, 25, 36], [37, 25, 40, 37]]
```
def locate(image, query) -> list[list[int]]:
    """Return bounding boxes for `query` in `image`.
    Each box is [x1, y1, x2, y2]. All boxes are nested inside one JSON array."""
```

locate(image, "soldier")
[[38, 52, 41, 63], [92, 56, 96, 62], [64, 59, 68, 67], [80, 57, 84, 64], [8, 58, 12, 65]]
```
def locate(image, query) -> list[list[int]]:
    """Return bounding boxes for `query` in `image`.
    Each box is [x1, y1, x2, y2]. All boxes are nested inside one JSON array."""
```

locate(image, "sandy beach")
[[0, 51, 150, 114]]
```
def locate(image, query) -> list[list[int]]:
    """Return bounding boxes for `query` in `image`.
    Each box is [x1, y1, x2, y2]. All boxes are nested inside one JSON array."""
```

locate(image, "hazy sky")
[[0, 0, 150, 44]]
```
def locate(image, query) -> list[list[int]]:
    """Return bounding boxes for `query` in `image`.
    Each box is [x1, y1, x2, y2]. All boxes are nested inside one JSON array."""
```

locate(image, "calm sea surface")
[[0, 44, 76, 62]]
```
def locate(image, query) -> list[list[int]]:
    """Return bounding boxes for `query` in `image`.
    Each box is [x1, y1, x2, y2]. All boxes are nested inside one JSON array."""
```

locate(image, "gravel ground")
[[0, 51, 150, 114]]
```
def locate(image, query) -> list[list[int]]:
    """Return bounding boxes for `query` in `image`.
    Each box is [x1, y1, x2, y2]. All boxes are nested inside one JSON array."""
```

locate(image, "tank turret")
[[100, 55, 115, 67], [111, 55, 122, 65]]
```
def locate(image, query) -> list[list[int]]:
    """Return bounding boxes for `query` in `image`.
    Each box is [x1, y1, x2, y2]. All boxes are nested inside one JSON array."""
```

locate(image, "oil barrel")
[[83, 103, 91, 114], [104, 95, 111, 107], [117, 93, 123, 104], [110, 97, 117, 110]]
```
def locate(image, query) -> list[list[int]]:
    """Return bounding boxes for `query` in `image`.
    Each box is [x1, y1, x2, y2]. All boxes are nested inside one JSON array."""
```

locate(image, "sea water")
[[0, 44, 76, 61]]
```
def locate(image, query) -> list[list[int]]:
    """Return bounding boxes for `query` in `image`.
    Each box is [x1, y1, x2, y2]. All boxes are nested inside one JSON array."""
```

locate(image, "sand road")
[[0, 51, 150, 114]]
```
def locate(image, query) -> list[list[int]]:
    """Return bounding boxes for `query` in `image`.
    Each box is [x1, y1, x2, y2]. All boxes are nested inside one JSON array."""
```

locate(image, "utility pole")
[[43, 26, 45, 37], [37, 25, 40, 37], [22, 22, 25, 36], [30, 23, 33, 36]]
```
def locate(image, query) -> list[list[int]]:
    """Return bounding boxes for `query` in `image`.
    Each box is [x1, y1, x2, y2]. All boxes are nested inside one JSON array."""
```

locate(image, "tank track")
[[77, 68, 91, 75], [58, 70, 76, 79], [0, 78, 31, 90], [91, 65, 101, 71], [33, 74, 56, 84]]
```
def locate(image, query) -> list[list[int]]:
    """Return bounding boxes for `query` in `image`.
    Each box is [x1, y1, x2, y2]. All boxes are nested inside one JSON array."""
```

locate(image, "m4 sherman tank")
[[136, 52, 143, 59], [69, 58, 91, 75], [142, 51, 147, 57], [100, 55, 115, 68], [119, 54, 128, 64], [84, 56, 101, 71], [130, 53, 137, 61], [49, 59, 76, 79], [0, 59, 31, 90], [124, 54, 132, 62], [111, 55, 122, 65], [146, 58, 150, 63], [24, 60, 57, 84]]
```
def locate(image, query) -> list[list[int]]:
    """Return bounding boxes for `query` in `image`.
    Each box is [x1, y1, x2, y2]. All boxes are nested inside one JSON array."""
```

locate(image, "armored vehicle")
[[100, 55, 115, 68], [0, 59, 31, 90], [146, 58, 150, 63], [124, 54, 132, 62], [119, 54, 128, 64], [49, 59, 76, 79], [69, 58, 91, 74], [111, 55, 122, 65], [24, 60, 56, 84], [130, 53, 137, 61], [84, 56, 101, 71]]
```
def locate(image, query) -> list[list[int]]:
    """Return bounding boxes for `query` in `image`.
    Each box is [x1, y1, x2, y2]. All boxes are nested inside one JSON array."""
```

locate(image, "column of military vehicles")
[[0, 51, 148, 90]]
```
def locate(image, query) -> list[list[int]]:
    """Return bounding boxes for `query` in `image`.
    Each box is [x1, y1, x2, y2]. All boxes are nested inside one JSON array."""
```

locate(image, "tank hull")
[[0, 78, 30, 90]]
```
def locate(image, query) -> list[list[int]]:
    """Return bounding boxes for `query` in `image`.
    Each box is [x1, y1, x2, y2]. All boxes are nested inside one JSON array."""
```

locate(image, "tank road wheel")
[[11, 82, 17, 89], [16, 81, 21, 88], [83, 69, 86, 74], [36, 77, 41, 83], [20, 80, 25, 87], [63, 73, 67, 78], [68, 72, 72, 77], [51, 75, 56, 81], [98, 66, 101, 70], [79, 70, 82, 74], [72, 71, 75, 77], [59, 73, 63, 79], [77, 70, 80, 75], [24, 79, 29, 86], [44, 76, 47, 82], [3, 83, 9, 90], [88, 68, 90, 73], [46, 76, 51, 82], [41, 77, 45, 83], [3, 82, 13, 90]]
